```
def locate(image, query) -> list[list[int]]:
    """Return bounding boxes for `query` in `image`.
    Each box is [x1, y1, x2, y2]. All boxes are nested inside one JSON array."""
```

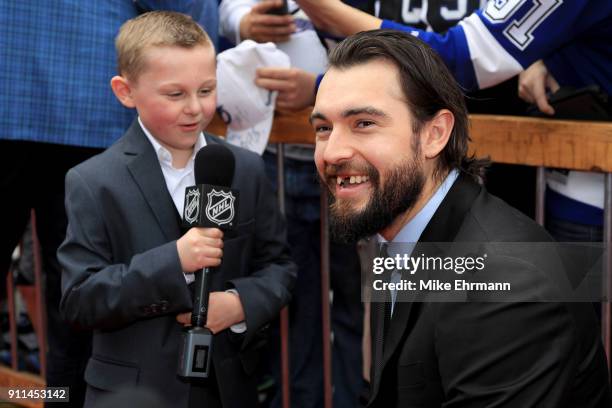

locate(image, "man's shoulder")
[[429, 174, 552, 243], [462, 187, 553, 243]]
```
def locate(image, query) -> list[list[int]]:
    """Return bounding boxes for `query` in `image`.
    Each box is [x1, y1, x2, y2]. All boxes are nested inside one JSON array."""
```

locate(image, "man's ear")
[[420, 109, 454, 159], [110, 75, 136, 108]]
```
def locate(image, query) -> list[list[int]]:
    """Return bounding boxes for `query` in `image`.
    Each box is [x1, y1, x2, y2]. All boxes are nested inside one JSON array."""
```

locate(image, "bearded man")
[[310, 30, 611, 408]]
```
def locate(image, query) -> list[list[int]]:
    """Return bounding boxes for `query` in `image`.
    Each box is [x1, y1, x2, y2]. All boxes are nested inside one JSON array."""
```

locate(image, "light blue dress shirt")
[[378, 169, 460, 315]]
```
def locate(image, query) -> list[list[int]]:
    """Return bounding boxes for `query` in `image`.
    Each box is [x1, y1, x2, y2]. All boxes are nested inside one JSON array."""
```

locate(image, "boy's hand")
[[176, 291, 246, 334], [176, 227, 224, 272], [240, 0, 296, 43]]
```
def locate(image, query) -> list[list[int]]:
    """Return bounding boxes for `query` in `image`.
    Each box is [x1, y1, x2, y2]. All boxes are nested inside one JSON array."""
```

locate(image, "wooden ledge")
[[209, 111, 612, 172], [0, 365, 44, 407], [468, 114, 612, 172], [208, 108, 315, 145]]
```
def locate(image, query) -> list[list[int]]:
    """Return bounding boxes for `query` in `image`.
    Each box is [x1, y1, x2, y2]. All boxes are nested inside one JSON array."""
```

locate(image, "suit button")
[[160, 300, 169, 312]]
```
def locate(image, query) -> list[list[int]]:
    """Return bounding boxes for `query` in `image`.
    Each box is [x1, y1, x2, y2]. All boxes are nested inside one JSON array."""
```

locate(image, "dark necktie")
[[380, 244, 393, 347], [371, 243, 393, 395], [383, 281, 392, 347]]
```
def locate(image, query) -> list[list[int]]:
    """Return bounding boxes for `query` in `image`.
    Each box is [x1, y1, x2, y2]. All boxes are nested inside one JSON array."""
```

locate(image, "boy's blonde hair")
[[115, 11, 212, 81]]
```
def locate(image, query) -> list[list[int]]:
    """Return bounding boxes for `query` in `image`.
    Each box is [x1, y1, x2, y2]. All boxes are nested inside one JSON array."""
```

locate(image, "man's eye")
[[356, 120, 375, 128], [199, 89, 212, 96], [315, 125, 331, 133], [167, 92, 182, 98]]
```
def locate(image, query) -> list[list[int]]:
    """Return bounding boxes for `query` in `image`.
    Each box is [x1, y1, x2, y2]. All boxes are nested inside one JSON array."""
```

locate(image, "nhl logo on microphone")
[[184, 188, 201, 224], [205, 189, 235, 226], [183, 185, 239, 230]]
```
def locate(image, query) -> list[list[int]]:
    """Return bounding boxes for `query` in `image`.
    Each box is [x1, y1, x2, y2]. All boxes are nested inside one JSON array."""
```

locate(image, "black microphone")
[[178, 144, 239, 379], [189, 145, 237, 328]]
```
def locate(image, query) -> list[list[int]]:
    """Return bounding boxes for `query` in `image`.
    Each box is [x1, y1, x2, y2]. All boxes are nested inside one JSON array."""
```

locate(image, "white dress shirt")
[[140, 118, 246, 332]]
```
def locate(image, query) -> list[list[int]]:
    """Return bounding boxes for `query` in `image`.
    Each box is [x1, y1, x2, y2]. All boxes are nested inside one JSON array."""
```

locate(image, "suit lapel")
[[417, 174, 481, 245], [380, 290, 418, 366], [369, 173, 482, 405], [123, 120, 181, 241], [370, 291, 386, 395]]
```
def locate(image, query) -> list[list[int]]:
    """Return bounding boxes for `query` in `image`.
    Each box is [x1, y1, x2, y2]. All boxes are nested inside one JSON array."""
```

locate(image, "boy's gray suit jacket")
[[58, 120, 296, 407]]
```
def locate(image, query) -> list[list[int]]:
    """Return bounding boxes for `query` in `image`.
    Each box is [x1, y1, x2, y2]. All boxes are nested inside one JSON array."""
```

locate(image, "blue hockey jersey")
[[381, 0, 612, 93]]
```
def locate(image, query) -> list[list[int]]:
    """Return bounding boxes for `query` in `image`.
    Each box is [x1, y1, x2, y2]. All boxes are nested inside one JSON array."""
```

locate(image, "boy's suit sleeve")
[[58, 167, 193, 330], [225, 151, 297, 347]]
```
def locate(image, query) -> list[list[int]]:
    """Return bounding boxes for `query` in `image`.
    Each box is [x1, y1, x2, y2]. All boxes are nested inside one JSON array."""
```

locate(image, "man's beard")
[[323, 157, 425, 243]]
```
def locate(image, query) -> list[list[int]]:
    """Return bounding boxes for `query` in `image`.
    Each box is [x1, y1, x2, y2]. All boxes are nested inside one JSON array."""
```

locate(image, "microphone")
[[184, 144, 238, 231], [178, 144, 240, 379]]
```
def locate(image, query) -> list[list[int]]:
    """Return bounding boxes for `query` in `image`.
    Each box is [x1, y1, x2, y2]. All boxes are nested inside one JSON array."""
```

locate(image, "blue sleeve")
[[380, 1, 611, 91], [133, 0, 197, 14], [134, 0, 219, 48], [381, 19, 477, 90]]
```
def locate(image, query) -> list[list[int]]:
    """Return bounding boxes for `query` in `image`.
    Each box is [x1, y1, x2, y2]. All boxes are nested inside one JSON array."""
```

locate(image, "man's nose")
[[321, 128, 355, 165]]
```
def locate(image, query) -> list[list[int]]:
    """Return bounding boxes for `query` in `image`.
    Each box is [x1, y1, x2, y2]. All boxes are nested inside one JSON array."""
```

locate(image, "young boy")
[[58, 11, 296, 408]]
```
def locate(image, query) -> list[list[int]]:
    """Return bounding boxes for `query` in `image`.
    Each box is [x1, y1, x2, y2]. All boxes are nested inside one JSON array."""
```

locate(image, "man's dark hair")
[[328, 29, 488, 181]]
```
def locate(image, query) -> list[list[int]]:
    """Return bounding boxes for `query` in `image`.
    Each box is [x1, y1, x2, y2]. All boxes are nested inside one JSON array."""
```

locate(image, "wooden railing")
[[0, 366, 45, 408], [210, 111, 612, 171], [3, 112, 612, 408]]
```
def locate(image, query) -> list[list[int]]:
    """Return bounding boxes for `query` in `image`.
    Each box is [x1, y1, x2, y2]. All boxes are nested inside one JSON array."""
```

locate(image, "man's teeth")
[[336, 175, 370, 186]]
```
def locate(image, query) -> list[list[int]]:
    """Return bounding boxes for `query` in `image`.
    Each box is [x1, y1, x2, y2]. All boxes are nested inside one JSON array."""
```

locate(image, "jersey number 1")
[[483, 0, 563, 50]]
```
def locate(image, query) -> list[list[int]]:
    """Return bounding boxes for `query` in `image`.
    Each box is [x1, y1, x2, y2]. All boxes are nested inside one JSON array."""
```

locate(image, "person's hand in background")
[[256, 67, 316, 110], [518, 59, 560, 115], [240, 0, 295, 43]]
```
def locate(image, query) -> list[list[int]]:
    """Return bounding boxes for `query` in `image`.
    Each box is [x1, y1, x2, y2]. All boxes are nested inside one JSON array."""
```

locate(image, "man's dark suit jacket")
[[58, 121, 296, 407], [368, 174, 611, 407]]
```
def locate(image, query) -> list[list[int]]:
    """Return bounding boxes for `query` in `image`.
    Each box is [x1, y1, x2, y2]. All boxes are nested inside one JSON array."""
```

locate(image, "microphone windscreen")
[[194, 144, 235, 187]]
